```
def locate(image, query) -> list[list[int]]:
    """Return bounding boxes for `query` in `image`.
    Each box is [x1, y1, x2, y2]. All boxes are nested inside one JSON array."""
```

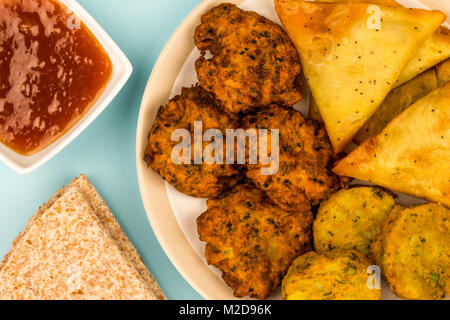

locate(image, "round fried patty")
[[242, 105, 343, 213], [282, 250, 381, 300], [144, 86, 241, 198], [382, 204, 450, 300], [370, 204, 405, 275], [194, 3, 302, 114], [313, 187, 396, 257], [197, 183, 313, 299]]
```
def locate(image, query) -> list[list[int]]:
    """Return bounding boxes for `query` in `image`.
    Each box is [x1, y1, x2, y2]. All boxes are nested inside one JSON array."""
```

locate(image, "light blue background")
[[0, 0, 203, 300]]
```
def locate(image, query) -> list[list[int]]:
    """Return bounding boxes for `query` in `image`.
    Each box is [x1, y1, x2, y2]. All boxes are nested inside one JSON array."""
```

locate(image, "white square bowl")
[[0, 0, 132, 175]]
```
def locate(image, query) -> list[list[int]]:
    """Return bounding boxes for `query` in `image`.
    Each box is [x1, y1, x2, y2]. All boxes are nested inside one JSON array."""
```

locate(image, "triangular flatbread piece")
[[275, 0, 446, 152], [334, 83, 450, 206], [0, 179, 165, 300]]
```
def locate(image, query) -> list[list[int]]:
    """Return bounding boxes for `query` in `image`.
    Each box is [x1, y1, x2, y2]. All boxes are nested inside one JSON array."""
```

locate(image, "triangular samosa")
[[317, 0, 397, 5], [275, 0, 446, 152], [396, 27, 450, 87], [437, 57, 450, 86], [318, 1, 450, 88], [353, 67, 439, 144], [334, 83, 450, 207], [309, 68, 440, 144]]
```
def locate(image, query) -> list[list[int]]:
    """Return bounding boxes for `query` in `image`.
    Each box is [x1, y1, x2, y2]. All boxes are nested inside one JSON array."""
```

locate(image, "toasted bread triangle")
[[334, 83, 450, 206], [0, 176, 165, 300], [275, 0, 446, 152]]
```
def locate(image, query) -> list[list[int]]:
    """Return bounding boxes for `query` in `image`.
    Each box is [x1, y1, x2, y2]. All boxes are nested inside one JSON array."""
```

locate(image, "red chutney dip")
[[0, 0, 112, 155]]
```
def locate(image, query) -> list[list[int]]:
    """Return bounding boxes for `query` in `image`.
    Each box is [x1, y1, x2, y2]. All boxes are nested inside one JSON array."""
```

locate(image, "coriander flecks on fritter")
[[194, 3, 302, 114], [370, 204, 406, 275], [242, 105, 344, 213], [144, 86, 241, 198], [382, 204, 450, 300], [197, 183, 312, 299], [282, 250, 381, 300], [313, 187, 396, 257]]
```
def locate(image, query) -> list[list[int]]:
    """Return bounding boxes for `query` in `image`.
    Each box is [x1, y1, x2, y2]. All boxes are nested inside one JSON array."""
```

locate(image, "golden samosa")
[[353, 68, 439, 144], [275, 0, 446, 152], [334, 83, 450, 207], [317, 0, 450, 88]]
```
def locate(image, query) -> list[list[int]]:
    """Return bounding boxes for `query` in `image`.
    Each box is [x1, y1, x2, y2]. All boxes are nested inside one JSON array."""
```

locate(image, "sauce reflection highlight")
[[0, 0, 112, 155]]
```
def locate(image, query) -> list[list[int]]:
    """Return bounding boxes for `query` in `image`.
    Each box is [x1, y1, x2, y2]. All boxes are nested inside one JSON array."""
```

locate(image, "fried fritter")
[[242, 105, 343, 213], [194, 3, 302, 114], [282, 250, 381, 300], [370, 205, 405, 276], [313, 187, 396, 257], [382, 204, 450, 300], [144, 86, 241, 198], [197, 184, 313, 299]]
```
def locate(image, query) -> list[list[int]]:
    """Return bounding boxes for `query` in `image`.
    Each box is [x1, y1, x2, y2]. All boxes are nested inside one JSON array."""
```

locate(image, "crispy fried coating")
[[197, 184, 313, 299], [382, 204, 450, 300], [194, 3, 302, 114], [242, 105, 343, 213], [370, 204, 405, 276], [313, 187, 396, 257], [282, 250, 381, 300], [144, 86, 241, 198]]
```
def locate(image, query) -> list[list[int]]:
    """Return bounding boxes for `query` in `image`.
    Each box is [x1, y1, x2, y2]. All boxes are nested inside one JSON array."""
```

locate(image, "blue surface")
[[0, 0, 203, 300]]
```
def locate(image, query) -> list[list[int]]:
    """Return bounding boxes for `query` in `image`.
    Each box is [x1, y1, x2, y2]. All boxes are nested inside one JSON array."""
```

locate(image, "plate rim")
[[136, 0, 450, 300], [136, 0, 248, 300]]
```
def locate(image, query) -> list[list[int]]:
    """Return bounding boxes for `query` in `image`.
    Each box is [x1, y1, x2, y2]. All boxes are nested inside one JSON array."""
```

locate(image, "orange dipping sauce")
[[0, 0, 112, 155]]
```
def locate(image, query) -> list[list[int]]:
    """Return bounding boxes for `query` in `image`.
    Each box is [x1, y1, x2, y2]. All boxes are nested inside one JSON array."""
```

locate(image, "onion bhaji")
[[242, 105, 343, 213], [197, 183, 313, 299], [144, 86, 241, 198], [282, 250, 381, 300], [194, 3, 302, 114]]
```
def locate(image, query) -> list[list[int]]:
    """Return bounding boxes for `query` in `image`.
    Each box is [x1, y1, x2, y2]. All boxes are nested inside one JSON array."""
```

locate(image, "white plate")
[[136, 0, 450, 300], [0, 0, 132, 174]]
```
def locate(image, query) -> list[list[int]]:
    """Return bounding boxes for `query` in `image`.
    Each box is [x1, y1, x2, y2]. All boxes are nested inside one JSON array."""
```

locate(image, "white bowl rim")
[[0, 0, 133, 175]]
